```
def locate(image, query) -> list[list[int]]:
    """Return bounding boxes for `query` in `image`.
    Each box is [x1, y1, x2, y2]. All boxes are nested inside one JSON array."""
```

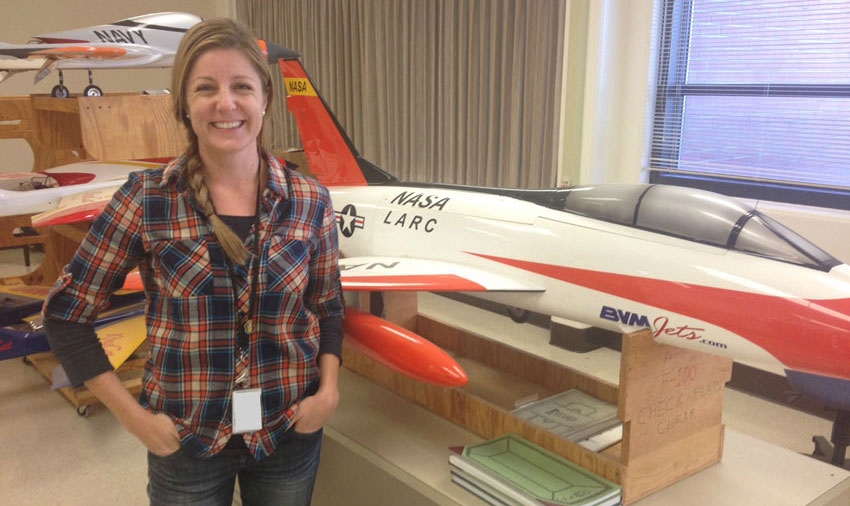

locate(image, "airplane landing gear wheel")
[[51, 84, 70, 98], [84, 85, 103, 97], [76, 406, 90, 418], [506, 306, 530, 323]]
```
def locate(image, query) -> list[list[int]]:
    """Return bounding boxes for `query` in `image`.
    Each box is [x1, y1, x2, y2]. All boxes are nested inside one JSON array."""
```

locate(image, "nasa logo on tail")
[[336, 204, 365, 237], [284, 77, 317, 96]]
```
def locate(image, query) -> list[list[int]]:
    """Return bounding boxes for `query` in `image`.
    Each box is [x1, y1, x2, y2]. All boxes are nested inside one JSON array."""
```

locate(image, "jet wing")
[[340, 256, 544, 292], [30, 184, 120, 227], [0, 43, 162, 63]]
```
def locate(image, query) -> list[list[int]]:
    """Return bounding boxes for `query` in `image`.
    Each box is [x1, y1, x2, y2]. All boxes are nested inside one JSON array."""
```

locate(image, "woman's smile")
[[185, 48, 267, 162]]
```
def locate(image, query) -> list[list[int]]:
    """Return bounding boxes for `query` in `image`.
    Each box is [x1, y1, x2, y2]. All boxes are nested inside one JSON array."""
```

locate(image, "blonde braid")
[[184, 142, 253, 266]]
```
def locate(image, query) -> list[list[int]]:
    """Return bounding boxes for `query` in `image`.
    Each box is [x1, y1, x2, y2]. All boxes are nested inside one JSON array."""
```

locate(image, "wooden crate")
[[343, 294, 733, 504]]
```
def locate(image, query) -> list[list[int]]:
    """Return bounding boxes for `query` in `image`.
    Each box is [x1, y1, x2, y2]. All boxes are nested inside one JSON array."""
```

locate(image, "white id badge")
[[232, 388, 262, 434]]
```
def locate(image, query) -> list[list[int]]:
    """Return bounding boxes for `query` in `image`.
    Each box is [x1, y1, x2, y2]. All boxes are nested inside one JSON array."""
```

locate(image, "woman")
[[44, 18, 344, 506]]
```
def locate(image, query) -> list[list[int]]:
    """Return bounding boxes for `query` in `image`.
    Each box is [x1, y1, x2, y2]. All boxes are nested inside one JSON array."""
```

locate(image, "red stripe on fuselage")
[[470, 252, 850, 379], [32, 203, 107, 227]]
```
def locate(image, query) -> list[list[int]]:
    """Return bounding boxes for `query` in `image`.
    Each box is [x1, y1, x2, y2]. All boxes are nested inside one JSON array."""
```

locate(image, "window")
[[649, 0, 850, 210]]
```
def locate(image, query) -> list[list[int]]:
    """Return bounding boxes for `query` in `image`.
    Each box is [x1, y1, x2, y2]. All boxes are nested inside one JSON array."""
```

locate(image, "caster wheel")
[[83, 85, 103, 97], [506, 306, 530, 323], [76, 406, 90, 418], [22, 356, 32, 366], [51, 84, 70, 98]]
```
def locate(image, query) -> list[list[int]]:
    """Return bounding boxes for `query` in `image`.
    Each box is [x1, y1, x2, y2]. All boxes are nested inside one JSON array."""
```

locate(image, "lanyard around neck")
[[227, 162, 293, 353], [229, 164, 264, 352]]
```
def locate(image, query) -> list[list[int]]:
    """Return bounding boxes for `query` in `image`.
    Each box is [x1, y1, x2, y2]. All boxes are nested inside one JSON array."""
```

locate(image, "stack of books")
[[512, 389, 622, 451], [449, 434, 622, 506]]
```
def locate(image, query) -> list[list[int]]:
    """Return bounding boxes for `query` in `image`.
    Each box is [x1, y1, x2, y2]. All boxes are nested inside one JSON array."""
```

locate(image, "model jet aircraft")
[[274, 55, 850, 390], [0, 12, 201, 97]]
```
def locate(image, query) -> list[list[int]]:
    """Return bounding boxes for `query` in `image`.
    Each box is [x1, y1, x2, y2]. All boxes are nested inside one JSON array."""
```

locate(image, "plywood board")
[[342, 314, 625, 485], [1, 96, 87, 171], [78, 95, 186, 160], [618, 330, 732, 463], [418, 316, 620, 405], [621, 425, 725, 503]]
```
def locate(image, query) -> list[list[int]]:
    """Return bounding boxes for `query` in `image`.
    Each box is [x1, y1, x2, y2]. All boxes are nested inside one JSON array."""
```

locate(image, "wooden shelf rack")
[[343, 292, 733, 504]]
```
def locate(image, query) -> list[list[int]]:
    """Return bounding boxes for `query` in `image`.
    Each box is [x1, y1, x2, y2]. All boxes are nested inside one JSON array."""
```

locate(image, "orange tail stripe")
[[278, 59, 368, 186]]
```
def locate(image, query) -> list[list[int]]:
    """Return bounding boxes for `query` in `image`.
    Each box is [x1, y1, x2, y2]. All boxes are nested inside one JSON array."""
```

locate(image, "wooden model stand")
[[0, 94, 185, 412], [343, 292, 733, 504], [0, 94, 185, 171]]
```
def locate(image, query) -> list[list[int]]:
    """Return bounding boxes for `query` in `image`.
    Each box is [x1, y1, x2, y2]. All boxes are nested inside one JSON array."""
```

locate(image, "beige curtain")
[[238, 0, 565, 188]]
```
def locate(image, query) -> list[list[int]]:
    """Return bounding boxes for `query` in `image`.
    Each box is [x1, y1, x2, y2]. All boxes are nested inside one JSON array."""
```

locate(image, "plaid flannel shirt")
[[43, 151, 344, 460]]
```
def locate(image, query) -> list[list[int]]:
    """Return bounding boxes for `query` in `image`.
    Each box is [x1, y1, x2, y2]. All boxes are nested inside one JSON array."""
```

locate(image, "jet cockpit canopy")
[[562, 184, 839, 271]]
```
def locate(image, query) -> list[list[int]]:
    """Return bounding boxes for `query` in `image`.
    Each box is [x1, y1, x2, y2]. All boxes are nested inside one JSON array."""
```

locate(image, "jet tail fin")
[[277, 57, 395, 186]]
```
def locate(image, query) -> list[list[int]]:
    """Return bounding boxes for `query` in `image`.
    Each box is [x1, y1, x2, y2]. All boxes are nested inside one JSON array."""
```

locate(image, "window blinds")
[[650, 0, 850, 190]]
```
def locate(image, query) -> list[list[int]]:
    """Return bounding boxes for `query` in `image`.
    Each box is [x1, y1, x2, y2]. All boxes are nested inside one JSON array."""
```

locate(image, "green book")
[[450, 434, 621, 506]]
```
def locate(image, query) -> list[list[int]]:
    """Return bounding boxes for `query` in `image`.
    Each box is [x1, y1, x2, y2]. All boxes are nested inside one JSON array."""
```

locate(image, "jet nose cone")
[[263, 41, 299, 63]]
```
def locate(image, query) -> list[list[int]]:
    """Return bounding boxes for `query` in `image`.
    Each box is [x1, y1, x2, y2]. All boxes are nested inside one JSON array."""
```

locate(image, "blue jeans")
[[147, 428, 323, 506]]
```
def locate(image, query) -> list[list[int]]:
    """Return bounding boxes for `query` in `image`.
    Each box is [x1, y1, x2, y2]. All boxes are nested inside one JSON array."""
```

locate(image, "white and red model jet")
[[0, 12, 201, 97], [275, 55, 850, 389]]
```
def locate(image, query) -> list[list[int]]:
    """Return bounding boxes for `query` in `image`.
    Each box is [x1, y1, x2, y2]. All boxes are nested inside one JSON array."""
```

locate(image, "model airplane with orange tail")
[[274, 53, 850, 394], [22, 43, 850, 393]]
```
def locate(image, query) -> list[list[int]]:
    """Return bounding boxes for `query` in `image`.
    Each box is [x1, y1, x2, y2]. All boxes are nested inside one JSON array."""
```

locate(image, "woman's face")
[[185, 48, 267, 162]]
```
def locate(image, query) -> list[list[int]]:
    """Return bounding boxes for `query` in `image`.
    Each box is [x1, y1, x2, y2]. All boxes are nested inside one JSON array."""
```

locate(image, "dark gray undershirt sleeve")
[[44, 317, 114, 387], [318, 315, 343, 360]]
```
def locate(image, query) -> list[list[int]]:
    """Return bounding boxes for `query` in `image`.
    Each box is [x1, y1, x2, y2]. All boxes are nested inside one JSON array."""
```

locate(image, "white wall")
[[559, 0, 655, 187], [0, 0, 235, 172]]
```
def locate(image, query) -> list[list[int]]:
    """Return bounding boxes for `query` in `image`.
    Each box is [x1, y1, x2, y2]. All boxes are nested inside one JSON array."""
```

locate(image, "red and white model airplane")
[[0, 159, 164, 217], [0, 12, 201, 97], [275, 54, 850, 388]]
